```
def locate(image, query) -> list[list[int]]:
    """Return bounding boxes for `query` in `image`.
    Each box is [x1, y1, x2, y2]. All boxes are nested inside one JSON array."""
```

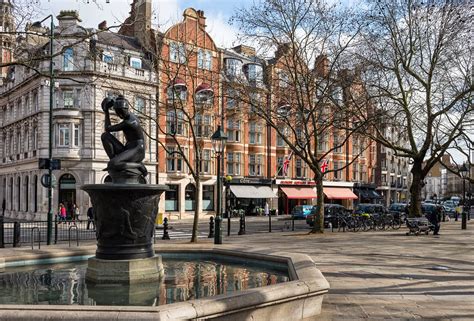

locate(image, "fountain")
[[81, 95, 168, 285]]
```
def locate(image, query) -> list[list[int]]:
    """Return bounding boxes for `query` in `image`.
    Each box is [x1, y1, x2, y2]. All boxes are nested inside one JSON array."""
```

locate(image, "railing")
[[68, 225, 79, 247], [30, 227, 40, 249]]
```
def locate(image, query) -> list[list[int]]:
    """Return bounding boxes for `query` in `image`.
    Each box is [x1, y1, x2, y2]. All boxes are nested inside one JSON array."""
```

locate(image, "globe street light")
[[211, 125, 227, 244], [460, 163, 468, 230]]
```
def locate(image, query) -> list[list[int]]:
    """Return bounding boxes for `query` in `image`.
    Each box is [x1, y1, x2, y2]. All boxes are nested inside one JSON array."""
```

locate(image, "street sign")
[[38, 158, 61, 170], [40, 174, 57, 188]]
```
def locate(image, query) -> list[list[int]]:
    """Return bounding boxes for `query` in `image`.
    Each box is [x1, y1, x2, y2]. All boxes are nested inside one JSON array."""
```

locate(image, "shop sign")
[[230, 178, 272, 185], [278, 180, 316, 186]]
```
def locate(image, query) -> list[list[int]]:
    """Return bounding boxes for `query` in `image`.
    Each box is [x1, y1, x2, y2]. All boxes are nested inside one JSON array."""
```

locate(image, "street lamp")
[[211, 125, 227, 244], [34, 15, 54, 245], [460, 163, 468, 230]]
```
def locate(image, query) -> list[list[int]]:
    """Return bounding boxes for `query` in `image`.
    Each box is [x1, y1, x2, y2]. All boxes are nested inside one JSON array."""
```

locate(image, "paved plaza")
[[1, 219, 473, 320]]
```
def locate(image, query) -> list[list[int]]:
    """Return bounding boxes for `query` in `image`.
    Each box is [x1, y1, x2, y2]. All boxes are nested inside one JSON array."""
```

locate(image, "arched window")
[[185, 183, 196, 211], [16, 176, 20, 211], [63, 48, 74, 71], [59, 174, 76, 215], [34, 175, 38, 213], [24, 176, 29, 212]]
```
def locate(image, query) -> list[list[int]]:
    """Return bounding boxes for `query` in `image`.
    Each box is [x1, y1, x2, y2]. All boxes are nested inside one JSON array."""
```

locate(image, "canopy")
[[230, 185, 277, 199], [195, 83, 214, 96], [169, 78, 187, 91], [280, 187, 317, 199], [323, 187, 358, 200]]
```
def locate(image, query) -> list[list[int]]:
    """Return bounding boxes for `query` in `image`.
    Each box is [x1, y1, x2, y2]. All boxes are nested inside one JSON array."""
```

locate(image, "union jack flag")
[[282, 151, 293, 176], [320, 159, 329, 173]]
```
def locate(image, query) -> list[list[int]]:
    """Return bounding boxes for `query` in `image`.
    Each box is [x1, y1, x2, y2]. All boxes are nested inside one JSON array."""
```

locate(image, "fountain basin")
[[0, 244, 329, 320]]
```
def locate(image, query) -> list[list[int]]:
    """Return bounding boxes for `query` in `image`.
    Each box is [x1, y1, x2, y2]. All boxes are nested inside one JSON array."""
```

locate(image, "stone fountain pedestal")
[[82, 181, 168, 285]]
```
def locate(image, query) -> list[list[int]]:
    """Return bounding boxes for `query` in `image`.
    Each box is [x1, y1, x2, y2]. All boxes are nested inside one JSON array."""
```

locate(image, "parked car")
[[388, 203, 408, 222], [306, 204, 348, 228], [354, 203, 386, 216], [291, 205, 314, 219], [443, 205, 456, 218]]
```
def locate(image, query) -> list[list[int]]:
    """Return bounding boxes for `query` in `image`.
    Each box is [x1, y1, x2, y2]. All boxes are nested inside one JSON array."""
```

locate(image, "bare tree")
[[352, 0, 473, 217], [231, 0, 371, 233]]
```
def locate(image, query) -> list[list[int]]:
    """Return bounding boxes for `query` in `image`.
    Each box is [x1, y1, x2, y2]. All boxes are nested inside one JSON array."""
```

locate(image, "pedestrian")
[[58, 203, 67, 223], [87, 206, 95, 230], [247, 201, 255, 216], [428, 206, 441, 236], [73, 203, 80, 223], [264, 202, 269, 216]]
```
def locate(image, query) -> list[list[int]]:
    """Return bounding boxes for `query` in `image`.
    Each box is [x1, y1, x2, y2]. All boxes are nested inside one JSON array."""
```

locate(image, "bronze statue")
[[101, 95, 147, 179]]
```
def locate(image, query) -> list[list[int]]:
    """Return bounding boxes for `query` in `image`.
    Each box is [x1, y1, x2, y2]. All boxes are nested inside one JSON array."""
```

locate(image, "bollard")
[[268, 211, 272, 233], [238, 213, 246, 235], [13, 221, 21, 247], [0, 215, 4, 248], [54, 217, 58, 244], [227, 211, 231, 236], [162, 217, 170, 240], [208, 216, 215, 238], [292, 214, 295, 231]]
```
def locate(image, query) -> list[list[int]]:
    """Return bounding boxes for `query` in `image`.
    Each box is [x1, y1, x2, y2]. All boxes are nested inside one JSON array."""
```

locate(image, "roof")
[[96, 32, 142, 52]]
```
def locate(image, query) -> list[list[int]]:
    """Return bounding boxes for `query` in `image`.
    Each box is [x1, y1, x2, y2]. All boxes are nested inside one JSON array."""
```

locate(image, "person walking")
[[264, 202, 269, 216], [58, 203, 67, 223], [428, 206, 441, 236], [72, 204, 80, 224], [87, 207, 94, 230]]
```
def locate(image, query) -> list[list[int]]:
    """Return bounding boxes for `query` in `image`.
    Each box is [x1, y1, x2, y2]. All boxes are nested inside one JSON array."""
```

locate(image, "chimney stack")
[[197, 10, 207, 28], [314, 54, 330, 78], [98, 20, 107, 30]]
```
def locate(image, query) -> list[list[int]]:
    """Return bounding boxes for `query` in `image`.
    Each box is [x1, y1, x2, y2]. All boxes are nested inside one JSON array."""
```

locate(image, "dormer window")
[[225, 58, 243, 78], [243, 63, 263, 84], [130, 57, 142, 69], [63, 48, 74, 71], [102, 51, 114, 63], [167, 78, 187, 102], [195, 83, 214, 104]]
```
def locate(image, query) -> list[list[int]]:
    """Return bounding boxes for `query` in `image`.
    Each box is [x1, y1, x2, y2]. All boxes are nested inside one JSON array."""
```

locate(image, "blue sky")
[[36, 0, 254, 47]]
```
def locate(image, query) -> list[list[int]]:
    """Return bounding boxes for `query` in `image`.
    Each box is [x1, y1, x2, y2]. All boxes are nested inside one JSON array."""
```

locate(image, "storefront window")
[[185, 184, 196, 211], [202, 185, 214, 211], [165, 184, 179, 211]]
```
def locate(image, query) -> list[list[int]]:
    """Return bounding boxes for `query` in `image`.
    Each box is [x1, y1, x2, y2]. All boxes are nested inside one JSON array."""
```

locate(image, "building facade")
[[0, 10, 157, 220]]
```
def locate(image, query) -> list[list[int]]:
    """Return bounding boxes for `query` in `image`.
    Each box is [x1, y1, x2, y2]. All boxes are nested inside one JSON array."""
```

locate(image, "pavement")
[[1, 219, 473, 320]]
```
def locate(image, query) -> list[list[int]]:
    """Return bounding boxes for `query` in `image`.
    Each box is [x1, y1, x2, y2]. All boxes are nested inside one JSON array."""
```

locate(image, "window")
[[202, 185, 214, 211], [195, 114, 212, 138], [165, 184, 179, 211], [295, 159, 307, 178], [32, 127, 38, 150], [353, 163, 359, 181], [57, 123, 70, 147], [135, 97, 145, 113], [200, 149, 211, 174], [102, 51, 114, 63], [166, 110, 186, 135], [63, 90, 74, 108], [169, 42, 186, 63], [185, 184, 196, 211], [244, 63, 263, 84], [333, 132, 343, 153], [24, 96, 29, 114], [249, 92, 261, 113], [63, 48, 74, 71], [279, 71, 289, 88], [166, 147, 183, 172], [226, 89, 237, 109], [16, 132, 21, 153], [32, 91, 39, 111], [167, 86, 187, 102], [198, 49, 212, 70], [277, 128, 289, 147], [334, 161, 342, 180], [130, 57, 142, 69], [318, 134, 328, 151], [73, 123, 80, 147], [277, 156, 284, 177], [249, 154, 263, 176], [227, 152, 241, 176], [227, 119, 241, 142], [249, 122, 262, 144], [224, 58, 242, 78]]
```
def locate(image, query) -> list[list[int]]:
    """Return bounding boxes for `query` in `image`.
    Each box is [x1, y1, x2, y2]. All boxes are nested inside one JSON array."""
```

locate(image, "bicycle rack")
[[30, 227, 41, 250], [68, 225, 79, 247]]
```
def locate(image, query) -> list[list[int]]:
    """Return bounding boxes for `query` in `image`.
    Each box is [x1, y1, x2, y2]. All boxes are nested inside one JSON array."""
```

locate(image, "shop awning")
[[230, 185, 277, 199], [323, 187, 358, 200], [280, 187, 317, 199]]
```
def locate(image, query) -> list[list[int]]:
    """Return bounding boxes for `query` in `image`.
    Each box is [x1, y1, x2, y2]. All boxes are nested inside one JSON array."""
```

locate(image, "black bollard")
[[208, 216, 215, 238], [292, 214, 295, 231], [227, 212, 231, 236], [13, 221, 21, 247], [268, 211, 272, 233], [0, 215, 4, 248], [162, 217, 170, 240], [54, 216, 58, 244], [238, 213, 246, 235]]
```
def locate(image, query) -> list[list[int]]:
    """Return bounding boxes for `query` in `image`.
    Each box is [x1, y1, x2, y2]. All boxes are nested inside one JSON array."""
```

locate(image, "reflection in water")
[[0, 258, 289, 306]]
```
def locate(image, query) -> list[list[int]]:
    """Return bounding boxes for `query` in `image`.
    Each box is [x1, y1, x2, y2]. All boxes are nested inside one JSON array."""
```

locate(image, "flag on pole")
[[320, 159, 329, 173], [282, 151, 293, 176]]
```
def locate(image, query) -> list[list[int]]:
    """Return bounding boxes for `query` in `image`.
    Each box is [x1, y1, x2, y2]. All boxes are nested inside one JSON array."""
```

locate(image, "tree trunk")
[[311, 175, 325, 233], [409, 161, 424, 218], [191, 177, 201, 242]]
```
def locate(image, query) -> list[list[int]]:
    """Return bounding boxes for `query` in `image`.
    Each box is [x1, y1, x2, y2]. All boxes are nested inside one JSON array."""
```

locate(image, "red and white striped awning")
[[169, 78, 187, 91], [195, 83, 214, 97]]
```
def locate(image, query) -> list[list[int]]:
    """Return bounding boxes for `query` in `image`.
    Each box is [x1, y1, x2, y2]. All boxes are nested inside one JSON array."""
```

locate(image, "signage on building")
[[229, 178, 273, 185], [277, 179, 316, 186], [38, 158, 61, 170], [40, 174, 57, 188]]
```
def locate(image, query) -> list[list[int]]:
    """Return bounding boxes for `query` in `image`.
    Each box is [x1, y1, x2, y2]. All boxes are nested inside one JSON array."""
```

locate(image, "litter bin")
[[156, 212, 163, 225]]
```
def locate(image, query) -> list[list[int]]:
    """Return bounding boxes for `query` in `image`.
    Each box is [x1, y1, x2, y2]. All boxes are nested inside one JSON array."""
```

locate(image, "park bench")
[[405, 217, 434, 236]]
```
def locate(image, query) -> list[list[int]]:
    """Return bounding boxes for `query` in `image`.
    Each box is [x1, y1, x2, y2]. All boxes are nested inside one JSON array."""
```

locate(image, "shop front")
[[277, 180, 317, 215], [226, 178, 277, 215]]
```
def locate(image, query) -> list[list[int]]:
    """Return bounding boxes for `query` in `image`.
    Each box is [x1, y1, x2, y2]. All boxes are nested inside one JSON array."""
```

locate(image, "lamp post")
[[211, 126, 227, 244], [460, 163, 468, 230], [35, 15, 54, 245]]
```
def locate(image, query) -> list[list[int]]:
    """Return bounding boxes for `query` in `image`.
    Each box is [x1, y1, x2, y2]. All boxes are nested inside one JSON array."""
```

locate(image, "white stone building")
[[0, 11, 157, 220]]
